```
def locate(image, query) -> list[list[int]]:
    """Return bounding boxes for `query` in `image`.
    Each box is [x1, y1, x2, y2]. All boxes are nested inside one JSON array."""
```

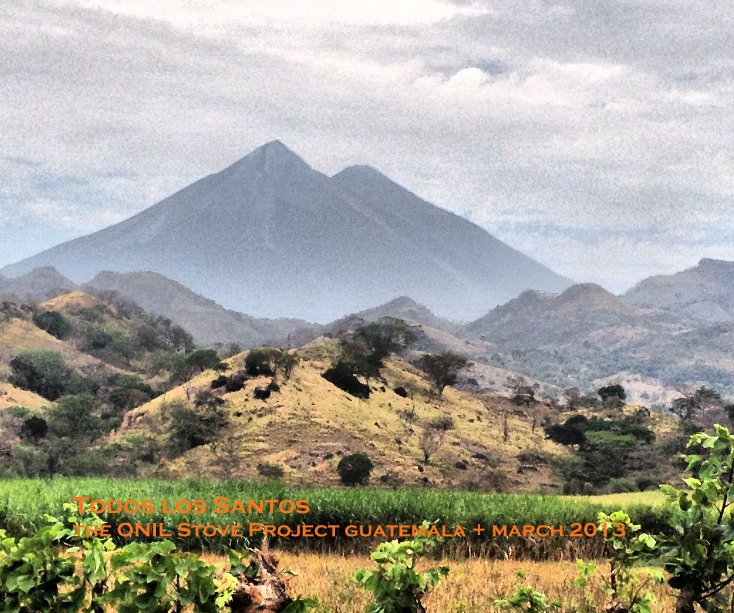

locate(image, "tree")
[[245, 347, 281, 377], [352, 319, 415, 366], [334, 319, 416, 384], [9, 351, 85, 401], [185, 349, 225, 374], [419, 429, 442, 465], [163, 400, 228, 456], [598, 384, 626, 410], [31, 310, 71, 340], [415, 352, 470, 399], [657, 425, 734, 612], [337, 452, 374, 486], [671, 387, 723, 432], [276, 351, 299, 381], [563, 387, 581, 410], [47, 393, 103, 440]]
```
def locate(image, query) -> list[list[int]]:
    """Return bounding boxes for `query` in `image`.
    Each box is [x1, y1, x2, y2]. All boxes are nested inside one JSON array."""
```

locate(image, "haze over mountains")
[[3, 256, 734, 398], [0, 140, 571, 322]]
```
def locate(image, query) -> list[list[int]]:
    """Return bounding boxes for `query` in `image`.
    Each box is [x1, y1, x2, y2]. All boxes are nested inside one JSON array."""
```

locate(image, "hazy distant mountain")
[[0, 266, 78, 303], [1, 141, 571, 322], [462, 283, 715, 391], [84, 270, 318, 347], [466, 283, 644, 346], [625, 258, 734, 322], [349, 295, 458, 332]]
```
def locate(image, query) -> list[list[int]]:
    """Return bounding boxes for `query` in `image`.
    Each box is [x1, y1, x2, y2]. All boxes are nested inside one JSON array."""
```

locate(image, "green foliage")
[[245, 347, 281, 376], [0, 508, 227, 612], [414, 351, 470, 399], [337, 453, 374, 486], [185, 349, 226, 374], [354, 521, 448, 613], [47, 393, 104, 440], [9, 350, 87, 400], [546, 415, 654, 449], [495, 577, 562, 612], [32, 309, 72, 339], [100, 540, 221, 612], [657, 425, 734, 612], [0, 517, 82, 611], [548, 415, 656, 493], [163, 400, 228, 456]]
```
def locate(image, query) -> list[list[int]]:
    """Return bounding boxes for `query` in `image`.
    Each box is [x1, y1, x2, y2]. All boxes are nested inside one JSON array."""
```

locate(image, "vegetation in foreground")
[[0, 477, 664, 557], [5, 426, 734, 611]]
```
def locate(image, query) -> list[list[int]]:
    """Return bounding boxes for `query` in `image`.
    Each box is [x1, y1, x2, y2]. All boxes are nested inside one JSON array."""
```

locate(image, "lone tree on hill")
[[415, 351, 470, 399], [598, 384, 626, 410], [323, 319, 415, 397], [337, 452, 374, 486], [344, 318, 416, 382]]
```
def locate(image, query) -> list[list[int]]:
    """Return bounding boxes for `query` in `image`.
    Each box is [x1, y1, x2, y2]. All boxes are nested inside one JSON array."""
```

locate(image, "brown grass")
[[121, 342, 576, 490], [200, 551, 677, 612]]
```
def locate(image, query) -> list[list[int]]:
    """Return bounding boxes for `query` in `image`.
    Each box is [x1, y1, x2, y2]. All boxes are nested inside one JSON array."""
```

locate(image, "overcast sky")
[[1, 0, 733, 292]]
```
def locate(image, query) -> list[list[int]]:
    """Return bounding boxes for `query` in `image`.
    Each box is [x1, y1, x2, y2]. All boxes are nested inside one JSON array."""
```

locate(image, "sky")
[[1, 0, 733, 292]]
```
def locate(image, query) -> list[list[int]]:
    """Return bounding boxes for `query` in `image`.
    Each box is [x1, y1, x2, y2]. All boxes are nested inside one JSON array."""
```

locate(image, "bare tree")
[[420, 429, 443, 465]]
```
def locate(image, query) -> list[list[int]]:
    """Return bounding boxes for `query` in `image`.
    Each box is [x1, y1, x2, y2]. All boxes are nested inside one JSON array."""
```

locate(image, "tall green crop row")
[[0, 479, 664, 558]]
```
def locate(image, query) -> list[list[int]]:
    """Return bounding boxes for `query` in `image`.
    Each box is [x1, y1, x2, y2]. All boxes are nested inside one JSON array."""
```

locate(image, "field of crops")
[[0, 478, 667, 558]]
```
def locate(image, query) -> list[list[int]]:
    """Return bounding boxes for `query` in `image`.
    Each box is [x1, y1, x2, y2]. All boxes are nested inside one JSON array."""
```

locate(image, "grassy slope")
[[0, 381, 47, 411], [118, 341, 571, 490], [0, 293, 111, 371]]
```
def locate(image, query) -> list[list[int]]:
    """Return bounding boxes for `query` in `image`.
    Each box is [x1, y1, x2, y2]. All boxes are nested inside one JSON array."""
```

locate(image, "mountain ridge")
[[1, 141, 572, 322]]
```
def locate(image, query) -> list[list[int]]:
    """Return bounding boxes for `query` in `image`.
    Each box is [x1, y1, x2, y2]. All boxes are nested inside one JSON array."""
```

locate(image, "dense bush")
[[257, 462, 285, 480], [337, 452, 374, 486], [163, 400, 228, 456], [322, 361, 371, 399], [9, 350, 87, 400], [548, 415, 657, 493], [31, 309, 71, 339]]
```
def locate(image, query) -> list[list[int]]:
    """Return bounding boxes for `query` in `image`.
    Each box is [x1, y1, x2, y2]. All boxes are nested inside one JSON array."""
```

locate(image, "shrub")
[[31, 310, 71, 339], [19, 415, 48, 441], [322, 361, 371, 399], [354, 521, 448, 612], [245, 347, 280, 377], [9, 350, 86, 400], [163, 400, 228, 456], [257, 462, 285, 480], [428, 414, 455, 431], [337, 453, 374, 486]]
